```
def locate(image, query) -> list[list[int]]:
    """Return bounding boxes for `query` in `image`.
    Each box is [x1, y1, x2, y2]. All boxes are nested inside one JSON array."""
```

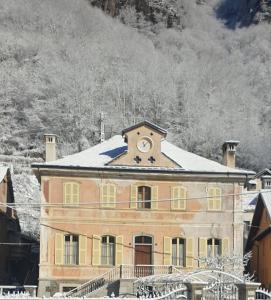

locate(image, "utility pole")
[[100, 112, 105, 143]]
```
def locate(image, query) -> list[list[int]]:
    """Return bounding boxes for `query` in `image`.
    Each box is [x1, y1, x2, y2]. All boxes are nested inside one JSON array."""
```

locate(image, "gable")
[[109, 124, 180, 168]]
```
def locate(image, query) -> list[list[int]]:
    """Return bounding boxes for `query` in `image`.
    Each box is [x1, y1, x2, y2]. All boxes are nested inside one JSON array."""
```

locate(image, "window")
[[100, 184, 116, 208], [207, 238, 221, 257], [172, 238, 186, 267], [101, 235, 115, 266], [171, 186, 187, 210], [64, 235, 79, 265], [138, 186, 151, 209], [64, 182, 80, 205], [130, 185, 158, 209], [208, 187, 221, 210]]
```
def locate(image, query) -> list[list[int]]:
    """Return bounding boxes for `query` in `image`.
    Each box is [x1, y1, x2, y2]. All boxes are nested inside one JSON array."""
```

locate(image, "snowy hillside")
[[0, 0, 271, 172]]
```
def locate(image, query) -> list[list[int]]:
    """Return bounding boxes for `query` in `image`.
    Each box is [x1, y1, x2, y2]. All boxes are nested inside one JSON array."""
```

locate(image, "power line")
[[2, 189, 265, 207]]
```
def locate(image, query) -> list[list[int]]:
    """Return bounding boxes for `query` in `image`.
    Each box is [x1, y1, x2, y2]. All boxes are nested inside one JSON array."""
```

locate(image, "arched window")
[[172, 238, 186, 267], [138, 186, 151, 209], [101, 235, 115, 265], [207, 238, 221, 257]]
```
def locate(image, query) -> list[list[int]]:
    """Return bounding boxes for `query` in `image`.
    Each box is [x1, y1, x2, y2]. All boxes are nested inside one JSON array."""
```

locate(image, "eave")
[[31, 164, 254, 182]]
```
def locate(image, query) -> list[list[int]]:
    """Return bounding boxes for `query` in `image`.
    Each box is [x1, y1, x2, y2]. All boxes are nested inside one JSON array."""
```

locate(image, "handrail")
[[256, 288, 271, 299], [65, 267, 120, 297]]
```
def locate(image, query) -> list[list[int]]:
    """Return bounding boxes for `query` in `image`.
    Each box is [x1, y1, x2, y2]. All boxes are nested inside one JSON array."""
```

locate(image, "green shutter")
[[151, 186, 158, 209]]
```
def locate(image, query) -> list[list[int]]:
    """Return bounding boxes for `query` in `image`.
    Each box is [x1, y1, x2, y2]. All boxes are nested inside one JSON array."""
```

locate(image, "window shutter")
[[185, 238, 193, 268], [109, 184, 116, 208], [163, 236, 172, 265], [92, 235, 101, 266], [171, 186, 179, 210], [179, 187, 187, 210], [130, 185, 137, 209], [151, 186, 158, 209], [208, 188, 215, 210], [72, 183, 80, 204], [222, 238, 229, 256], [79, 235, 87, 265], [100, 184, 108, 208], [198, 238, 207, 268], [215, 188, 221, 210], [55, 233, 64, 265], [64, 183, 72, 204], [115, 236, 123, 265]]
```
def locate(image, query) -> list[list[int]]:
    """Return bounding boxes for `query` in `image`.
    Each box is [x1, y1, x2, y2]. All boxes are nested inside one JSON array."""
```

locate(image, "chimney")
[[44, 134, 57, 162], [222, 141, 239, 168]]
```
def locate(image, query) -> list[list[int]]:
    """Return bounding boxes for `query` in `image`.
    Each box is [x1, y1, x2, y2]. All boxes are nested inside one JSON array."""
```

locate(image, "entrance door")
[[134, 236, 153, 277]]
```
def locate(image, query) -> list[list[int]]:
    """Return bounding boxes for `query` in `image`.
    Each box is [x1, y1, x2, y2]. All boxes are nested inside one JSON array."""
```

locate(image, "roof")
[[122, 121, 167, 137], [0, 166, 8, 183], [32, 135, 255, 175], [242, 191, 258, 211], [261, 190, 271, 218], [246, 190, 271, 250], [254, 168, 271, 179]]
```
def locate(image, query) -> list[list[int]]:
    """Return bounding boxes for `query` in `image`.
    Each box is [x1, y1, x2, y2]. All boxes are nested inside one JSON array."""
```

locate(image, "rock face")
[[89, 0, 180, 28], [249, 0, 271, 23]]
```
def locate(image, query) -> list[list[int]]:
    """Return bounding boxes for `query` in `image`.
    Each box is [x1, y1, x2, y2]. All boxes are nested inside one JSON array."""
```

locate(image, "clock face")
[[137, 137, 152, 153]]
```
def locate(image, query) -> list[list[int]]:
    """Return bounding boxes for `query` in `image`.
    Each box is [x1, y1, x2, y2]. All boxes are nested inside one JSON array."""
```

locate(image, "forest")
[[0, 0, 271, 172]]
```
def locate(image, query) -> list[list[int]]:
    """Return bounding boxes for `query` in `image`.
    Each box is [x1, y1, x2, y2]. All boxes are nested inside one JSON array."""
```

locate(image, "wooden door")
[[135, 244, 152, 277]]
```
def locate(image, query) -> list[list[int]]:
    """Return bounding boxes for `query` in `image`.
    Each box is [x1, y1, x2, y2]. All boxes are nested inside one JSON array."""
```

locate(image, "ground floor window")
[[207, 238, 221, 257], [101, 235, 115, 265], [172, 238, 186, 267], [64, 235, 79, 265]]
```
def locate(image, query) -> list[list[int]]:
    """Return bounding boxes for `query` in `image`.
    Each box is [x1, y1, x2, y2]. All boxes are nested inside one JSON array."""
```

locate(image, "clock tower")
[[108, 121, 179, 168]]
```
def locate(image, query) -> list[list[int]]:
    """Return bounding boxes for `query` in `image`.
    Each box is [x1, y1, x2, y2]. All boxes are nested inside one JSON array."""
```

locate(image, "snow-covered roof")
[[261, 190, 271, 218], [34, 135, 255, 175], [242, 191, 258, 211], [0, 166, 8, 183]]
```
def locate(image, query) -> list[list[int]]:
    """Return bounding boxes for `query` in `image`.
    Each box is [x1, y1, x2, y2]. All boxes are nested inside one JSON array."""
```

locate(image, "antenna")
[[100, 112, 105, 143]]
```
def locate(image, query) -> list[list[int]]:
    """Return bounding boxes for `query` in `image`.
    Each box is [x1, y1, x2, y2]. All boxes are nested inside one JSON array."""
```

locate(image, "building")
[[0, 166, 39, 286], [31, 121, 255, 296], [243, 169, 271, 248], [246, 191, 271, 289], [0, 166, 20, 284]]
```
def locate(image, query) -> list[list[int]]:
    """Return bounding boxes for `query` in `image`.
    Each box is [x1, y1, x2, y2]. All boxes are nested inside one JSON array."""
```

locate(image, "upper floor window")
[[171, 186, 187, 210], [207, 238, 221, 257], [130, 185, 158, 210], [64, 235, 79, 265], [208, 187, 221, 210], [138, 186, 151, 209], [172, 238, 186, 267], [63, 182, 80, 205], [100, 184, 116, 208], [101, 235, 115, 266]]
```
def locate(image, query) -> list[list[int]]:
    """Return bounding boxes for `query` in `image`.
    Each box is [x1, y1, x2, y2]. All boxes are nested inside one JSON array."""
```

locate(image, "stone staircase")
[[65, 265, 177, 298]]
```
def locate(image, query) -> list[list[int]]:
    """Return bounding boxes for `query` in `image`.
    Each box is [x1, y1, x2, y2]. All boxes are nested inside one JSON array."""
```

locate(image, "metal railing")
[[65, 266, 120, 298], [0, 285, 37, 297], [121, 265, 175, 279], [256, 288, 271, 299]]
